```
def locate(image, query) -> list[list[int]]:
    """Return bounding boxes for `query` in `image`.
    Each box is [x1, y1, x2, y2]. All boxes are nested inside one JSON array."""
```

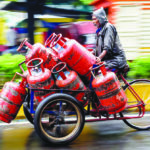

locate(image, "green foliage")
[[0, 54, 26, 83], [5, 0, 17, 1], [79, 0, 93, 5], [46, 0, 93, 5], [127, 55, 150, 79]]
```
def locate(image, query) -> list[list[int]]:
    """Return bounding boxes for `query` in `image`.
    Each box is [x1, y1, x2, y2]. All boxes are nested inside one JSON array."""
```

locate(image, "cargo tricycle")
[[22, 59, 150, 145], [1, 33, 150, 145]]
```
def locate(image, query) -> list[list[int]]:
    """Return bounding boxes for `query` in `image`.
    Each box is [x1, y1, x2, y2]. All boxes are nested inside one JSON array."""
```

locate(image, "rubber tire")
[[121, 79, 150, 130], [34, 93, 85, 145], [23, 105, 33, 124], [23, 94, 34, 124]]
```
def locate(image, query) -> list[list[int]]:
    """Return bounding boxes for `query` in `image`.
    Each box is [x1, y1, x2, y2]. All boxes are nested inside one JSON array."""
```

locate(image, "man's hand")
[[96, 57, 101, 63], [98, 50, 107, 60]]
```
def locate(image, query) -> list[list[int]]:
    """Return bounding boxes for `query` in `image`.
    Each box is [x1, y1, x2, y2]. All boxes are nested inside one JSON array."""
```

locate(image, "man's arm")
[[99, 50, 107, 60], [96, 50, 107, 62]]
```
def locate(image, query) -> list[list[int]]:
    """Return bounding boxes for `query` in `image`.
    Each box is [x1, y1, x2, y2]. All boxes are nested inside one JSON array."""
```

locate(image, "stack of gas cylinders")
[[0, 33, 127, 123]]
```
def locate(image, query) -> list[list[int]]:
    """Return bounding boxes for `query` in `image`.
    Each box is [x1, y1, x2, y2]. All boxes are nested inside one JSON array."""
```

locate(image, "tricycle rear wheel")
[[34, 93, 85, 145], [121, 79, 150, 130], [23, 94, 34, 124], [23, 105, 33, 124]]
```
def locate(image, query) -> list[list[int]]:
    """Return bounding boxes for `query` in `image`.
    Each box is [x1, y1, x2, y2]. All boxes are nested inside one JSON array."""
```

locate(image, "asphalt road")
[[0, 119, 150, 150]]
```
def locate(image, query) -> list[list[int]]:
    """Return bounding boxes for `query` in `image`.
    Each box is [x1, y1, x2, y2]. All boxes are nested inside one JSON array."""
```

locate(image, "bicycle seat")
[[108, 64, 129, 77], [118, 64, 129, 74]]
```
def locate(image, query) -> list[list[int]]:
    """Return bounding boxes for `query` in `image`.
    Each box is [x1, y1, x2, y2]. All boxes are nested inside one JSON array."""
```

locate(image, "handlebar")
[[51, 62, 67, 74], [49, 34, 62, 48], [45, 33, 57, 47], [17, 38, 33, 52]]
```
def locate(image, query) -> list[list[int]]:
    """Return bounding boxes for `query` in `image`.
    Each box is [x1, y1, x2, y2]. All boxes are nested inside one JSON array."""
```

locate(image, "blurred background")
[[1, 0, 150, 82], [0, 0, 150, 59], [0, 0, 150, 120]]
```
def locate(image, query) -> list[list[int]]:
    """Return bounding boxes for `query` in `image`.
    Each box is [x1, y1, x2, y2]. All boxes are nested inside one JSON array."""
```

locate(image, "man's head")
[[92, 15, 100, 28], [92, 7, 108, 28]]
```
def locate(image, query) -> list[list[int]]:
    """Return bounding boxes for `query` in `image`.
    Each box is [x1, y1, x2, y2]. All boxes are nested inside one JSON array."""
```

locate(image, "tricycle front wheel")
[[121, 79, 150, 130], [34, 93, 85, 145]]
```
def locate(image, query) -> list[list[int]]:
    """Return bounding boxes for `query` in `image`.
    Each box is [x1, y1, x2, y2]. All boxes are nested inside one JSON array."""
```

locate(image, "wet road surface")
[[0, 119, 150, 150]]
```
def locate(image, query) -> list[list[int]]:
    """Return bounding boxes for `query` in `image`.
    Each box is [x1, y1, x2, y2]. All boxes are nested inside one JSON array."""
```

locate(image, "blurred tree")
[[0, 54, 26, 84], [128, 55, 150, 79], [5, 0, 17, 1], [50, 0, 75, 4], [79, 0, 93, 5], [45, 0, 93, 5]]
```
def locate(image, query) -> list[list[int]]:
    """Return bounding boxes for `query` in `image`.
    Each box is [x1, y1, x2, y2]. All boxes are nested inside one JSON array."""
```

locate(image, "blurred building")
[[0, 15, 7, 54], [2, 0, 150, 60], [15, 16, 85, 44], [90, 0, 150, 60], [54, 21, 97, 50]]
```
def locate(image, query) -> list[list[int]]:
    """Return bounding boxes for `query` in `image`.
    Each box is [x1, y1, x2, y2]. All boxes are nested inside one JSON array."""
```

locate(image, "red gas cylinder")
[[92, 62, 127, 114], [26, 58, 55, 104], [0, 77, 27, 123], [51, 62, 88, 106], [17, 37, 58, 70], [49, 34, 96, 81], [26, 43, 57, 70]]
